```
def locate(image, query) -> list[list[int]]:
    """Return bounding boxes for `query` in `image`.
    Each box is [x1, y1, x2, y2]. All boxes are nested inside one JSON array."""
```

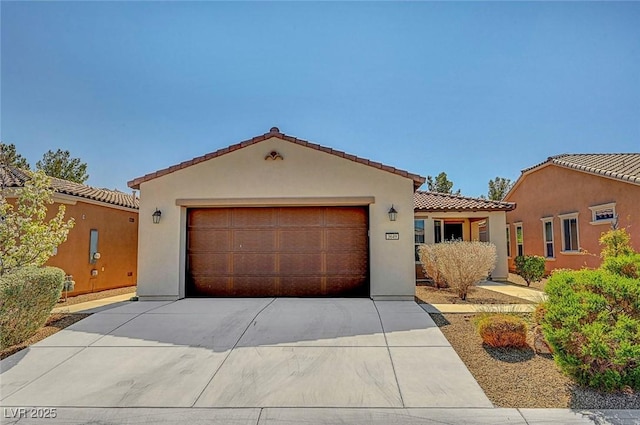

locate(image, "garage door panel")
[[326, 277, 368, 296], [280, 277, 322, 296], [232, 208, 276, 228], [233, 253, 277, 274], [189, 209, 230, 228], [231, 277, 277, 297], [233, 229, 277, 251], [187, 207, 368, 297], [326, 229, 368, 251], [325, 207, 367, 227], [279, 253, 323, 274], [278, 207, 323, 227], [188, 253, 231, 274], [326, 253, 368, 275], [188, 230, 231, 252], [187, 276, 230, 296], [279, 229, 323, 252]]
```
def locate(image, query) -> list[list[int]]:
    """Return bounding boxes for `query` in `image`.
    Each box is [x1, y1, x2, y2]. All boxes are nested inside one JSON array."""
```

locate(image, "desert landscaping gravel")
[[415, 284, 532, 305], [431, 313, 640, 409], [56, 285, 136, 307]]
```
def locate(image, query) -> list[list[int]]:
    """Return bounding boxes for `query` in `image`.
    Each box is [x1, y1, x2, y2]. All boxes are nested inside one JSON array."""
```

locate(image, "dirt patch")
[[57, 285, 136, 307], [431, 313, 640, 408], [415, 284, 533, 305], [507, 273, 548, 291], [1, 313, 91, 360]]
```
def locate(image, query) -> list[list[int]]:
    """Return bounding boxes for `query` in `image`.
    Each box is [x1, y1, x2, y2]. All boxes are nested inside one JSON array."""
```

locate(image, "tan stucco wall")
[[43, 199, 138, 295], [505, 164, 640, 272], [413, 211, 509, 280], [136, 137, 417, 300]]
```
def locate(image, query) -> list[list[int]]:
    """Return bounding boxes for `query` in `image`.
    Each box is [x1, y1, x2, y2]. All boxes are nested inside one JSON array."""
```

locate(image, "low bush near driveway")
[[0, 266, 65, 349], [541, 269, 640, 391], [417, 241, 497, 300], [475, 313, 528, 348]]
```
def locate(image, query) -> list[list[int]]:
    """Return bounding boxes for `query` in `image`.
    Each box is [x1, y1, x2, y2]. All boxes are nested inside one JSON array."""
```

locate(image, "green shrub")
[[514, 255, 546, 286], [0, 266, 65, 349], [541, 269, 640, 391], [418, 241, 496, 300], [475, 313, 528, 348], [602, 253, 640, 279]]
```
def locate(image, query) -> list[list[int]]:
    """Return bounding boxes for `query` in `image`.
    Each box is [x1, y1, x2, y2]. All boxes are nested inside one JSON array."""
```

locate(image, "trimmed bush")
[[602, 253, 640, 279], [417, 244, 447, 288], [514, 255, 546, 286], [0, 266, 65, 349], [475, 313, 528, 348], [541, 269, 640, 391], [418, 241, 497, 300]]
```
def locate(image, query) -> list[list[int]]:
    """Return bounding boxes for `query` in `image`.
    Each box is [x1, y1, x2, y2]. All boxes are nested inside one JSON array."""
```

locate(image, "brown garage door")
[[186, 206, 369, 297]]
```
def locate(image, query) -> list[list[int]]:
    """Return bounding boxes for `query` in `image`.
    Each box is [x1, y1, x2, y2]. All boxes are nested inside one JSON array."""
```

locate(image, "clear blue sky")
[[2, 2, 639, 197]]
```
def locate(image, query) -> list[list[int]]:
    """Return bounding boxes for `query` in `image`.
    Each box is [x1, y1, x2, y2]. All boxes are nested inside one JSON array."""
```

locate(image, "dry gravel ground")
[[56, 285, 136, 307], [431, 313, 640, 409], [415, 283, 533, 305], [507, 272, 548, 291]]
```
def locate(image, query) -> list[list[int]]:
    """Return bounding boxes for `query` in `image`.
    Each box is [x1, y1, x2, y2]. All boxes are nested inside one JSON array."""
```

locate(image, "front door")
[[444, 222, 463, 241]]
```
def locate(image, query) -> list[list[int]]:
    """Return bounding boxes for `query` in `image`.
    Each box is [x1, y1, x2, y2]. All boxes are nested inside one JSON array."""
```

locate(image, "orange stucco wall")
[[505, 165, 640, 273], [44, 200, 138, 296]]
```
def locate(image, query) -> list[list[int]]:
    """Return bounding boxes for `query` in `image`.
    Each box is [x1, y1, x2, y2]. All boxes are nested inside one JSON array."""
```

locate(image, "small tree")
[[0, 170, 75, 276], [599, 228, 634, 259], [426, 172, 461, 195], [419, 241, 496, 300], [0, 143, 30, 169], [514, 255, 546, 287], [487, 177, 513, 201], [36, 149, 88, 184]]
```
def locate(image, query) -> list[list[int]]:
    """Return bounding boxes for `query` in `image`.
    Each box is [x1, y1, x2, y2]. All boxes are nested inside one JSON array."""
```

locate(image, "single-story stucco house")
[[1, 165, 139, 295], [504, 153, 640, 273], [128, 128, 515, 301], [128, 127, 425, 301]]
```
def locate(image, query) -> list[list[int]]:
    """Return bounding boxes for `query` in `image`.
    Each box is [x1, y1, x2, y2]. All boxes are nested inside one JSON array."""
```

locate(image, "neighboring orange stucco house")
[[1, 165, 139, 296], [504, 154, 640, 273]]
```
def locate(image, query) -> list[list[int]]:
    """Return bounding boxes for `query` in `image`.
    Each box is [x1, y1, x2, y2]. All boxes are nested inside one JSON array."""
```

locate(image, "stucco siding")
[[45, 201, 138, 295], [506, 164, 640, 272], [136, 137, 416, 300]]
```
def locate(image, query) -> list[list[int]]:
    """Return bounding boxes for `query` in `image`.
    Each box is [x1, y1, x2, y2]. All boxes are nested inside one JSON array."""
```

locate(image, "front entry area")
[[186, 206, 369, 297]]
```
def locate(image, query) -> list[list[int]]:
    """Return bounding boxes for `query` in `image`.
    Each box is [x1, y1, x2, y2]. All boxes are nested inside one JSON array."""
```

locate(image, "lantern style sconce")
[[388, 205, 398, 222], [152, 208, 162, 224]]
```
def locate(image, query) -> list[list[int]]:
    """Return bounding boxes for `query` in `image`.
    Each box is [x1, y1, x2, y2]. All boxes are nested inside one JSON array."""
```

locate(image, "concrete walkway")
[[478, 280, 547, 302], [51, 292, 136, 314]]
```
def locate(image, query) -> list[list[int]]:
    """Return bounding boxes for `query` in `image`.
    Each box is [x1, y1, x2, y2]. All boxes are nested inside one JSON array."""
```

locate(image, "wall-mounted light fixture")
[[388, 205, 398, 222], [152, 208, 162, 224]]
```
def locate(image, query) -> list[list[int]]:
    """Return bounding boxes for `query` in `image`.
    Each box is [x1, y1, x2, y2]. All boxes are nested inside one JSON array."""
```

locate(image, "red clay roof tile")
[[414, 191, 515, 212]]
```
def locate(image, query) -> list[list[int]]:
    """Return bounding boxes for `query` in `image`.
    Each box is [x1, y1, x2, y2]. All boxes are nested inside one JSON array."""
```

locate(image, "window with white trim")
[[541, 217, 554, 258], [559, 213, 580, 252], [514, 222, 523, 257], [414, 219, 425, 262], [506, 226, 511, 258], [589, 203, 616, 225]]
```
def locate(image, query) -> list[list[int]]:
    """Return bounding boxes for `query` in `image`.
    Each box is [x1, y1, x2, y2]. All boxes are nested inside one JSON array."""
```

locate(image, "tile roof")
[[128, 127, 426, 190], [1, 165, 139, 209], [414, 191, 516, 212], [522, 153, 640, 185]]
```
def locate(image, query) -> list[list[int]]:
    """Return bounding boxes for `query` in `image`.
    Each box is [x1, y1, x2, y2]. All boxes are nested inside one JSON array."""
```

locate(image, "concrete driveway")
[[1, 298, 491, 409]]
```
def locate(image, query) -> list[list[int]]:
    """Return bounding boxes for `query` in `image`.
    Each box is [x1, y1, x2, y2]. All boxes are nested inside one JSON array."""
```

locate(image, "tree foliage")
[[36, 149, 88, 184], [0, 143, 30, 169], [487, 177, 513, 201], [514, 255, 546, 286], [426, 172, 460, 195], [0, 170, 75, 276]]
